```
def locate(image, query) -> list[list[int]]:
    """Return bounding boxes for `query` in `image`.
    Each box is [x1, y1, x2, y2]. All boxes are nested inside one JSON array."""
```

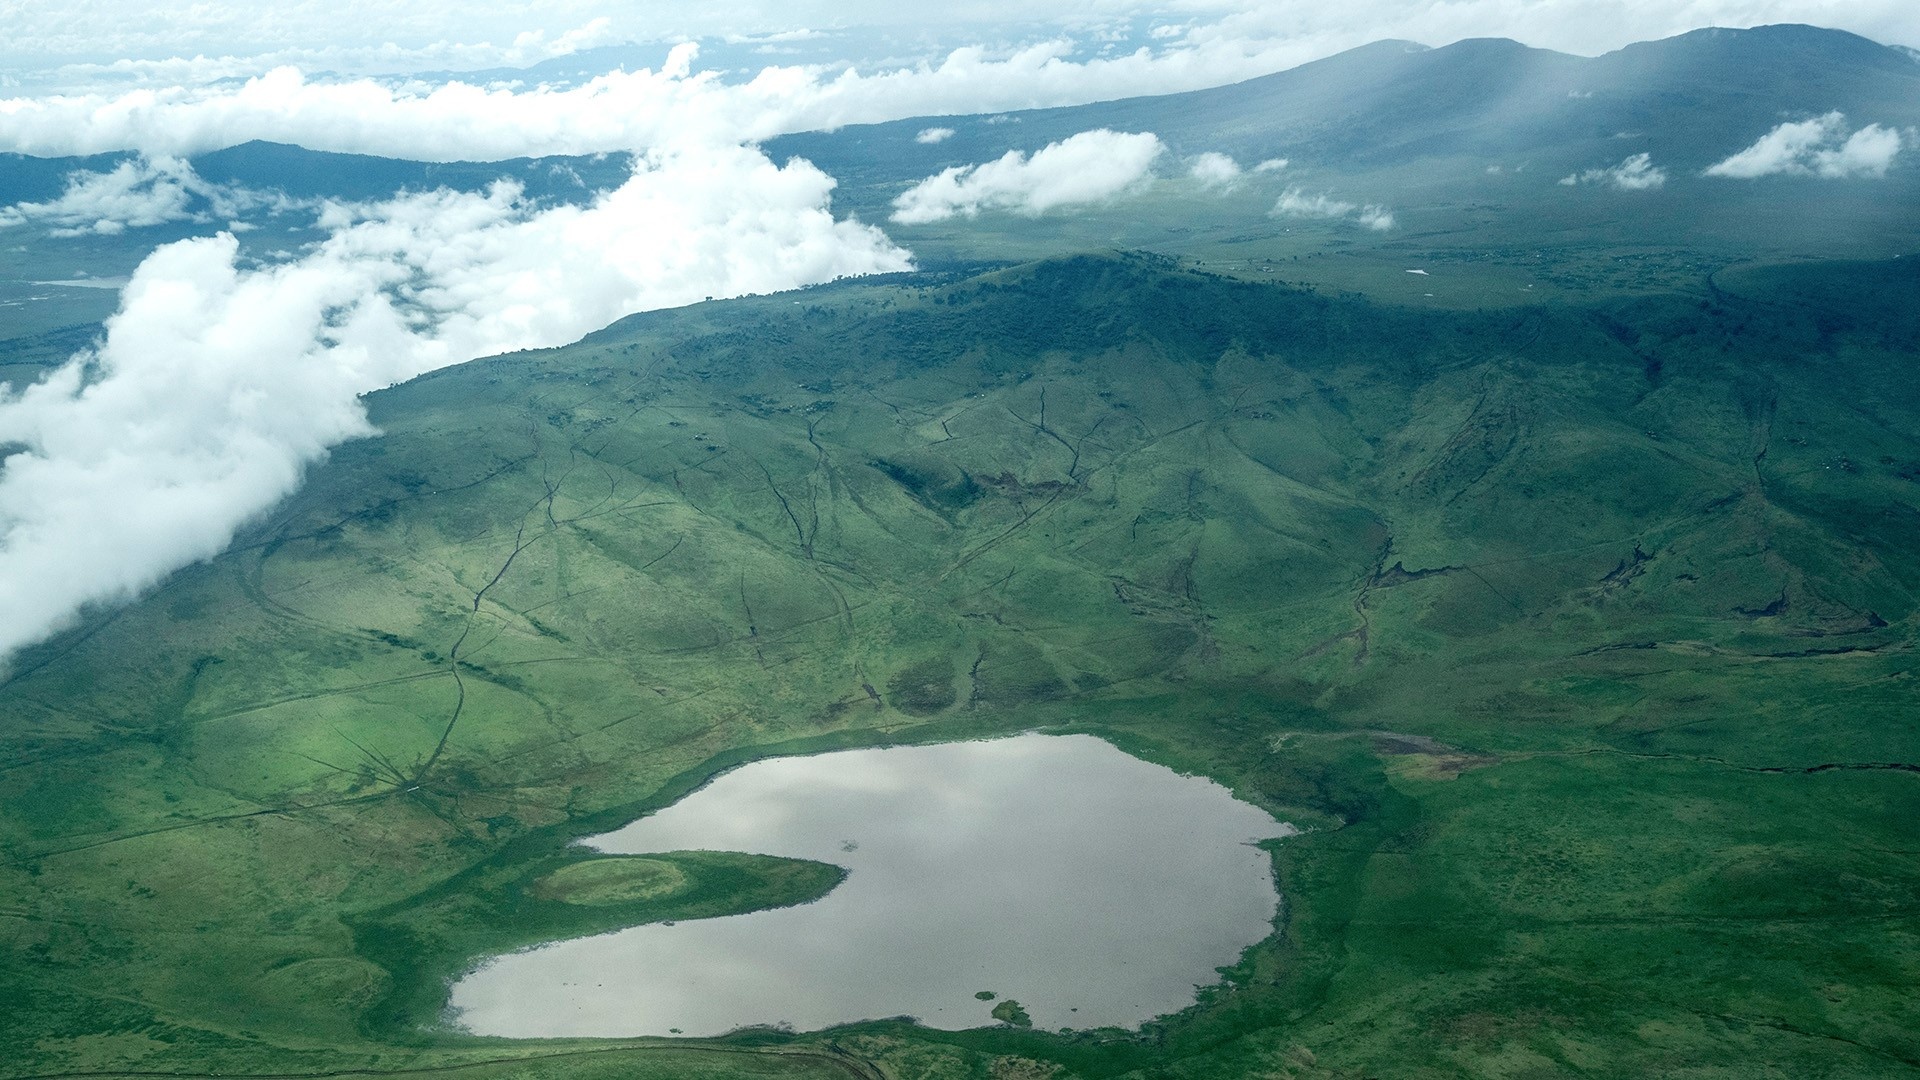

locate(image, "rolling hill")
[[2, 22, 1919, 1079], [2, 251, 1916, 1078]]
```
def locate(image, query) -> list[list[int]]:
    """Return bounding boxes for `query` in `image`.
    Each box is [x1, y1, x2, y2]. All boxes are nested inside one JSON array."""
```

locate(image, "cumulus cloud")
[[1704, 112, 1907, 178], [15, 1, 1920, 100], [19, 6, 1915, 166], [0, 156, 300, 236], [20, 7, 1807, 164], [508, 17, 620, 61], [1272, 189, 1353, 218], [890, 128, 1164, 224], [1253, 158, 1289, 173], [0, 41, 1295, 162], [1354, 205, 1397, 230], [1558, 152, 1666, 190], [1187, 151, 1242, 189], [915, 126, 956, 144], [0, 145, 910, 658], [1270, 186, 1395, 230]]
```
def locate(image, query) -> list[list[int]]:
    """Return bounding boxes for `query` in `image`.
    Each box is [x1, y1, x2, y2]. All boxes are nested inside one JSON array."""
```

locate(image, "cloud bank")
[[0, 156, 301, 236], [0, 146, 910, 658], [0, 42, 1261, 161], [1187, 151, 1243, 189], [10, 0, 1920, 97], [9, 5, 1919, 164], [1270, 187, 1395, 230], [1558, 151, 1666, 190], [890, 128, 1164, 223], [1704, 112, 1907, 178]]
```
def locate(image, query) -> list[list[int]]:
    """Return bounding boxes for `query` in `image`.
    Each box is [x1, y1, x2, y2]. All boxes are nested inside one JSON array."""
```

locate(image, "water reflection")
[[452, 733, 1292, 1037]]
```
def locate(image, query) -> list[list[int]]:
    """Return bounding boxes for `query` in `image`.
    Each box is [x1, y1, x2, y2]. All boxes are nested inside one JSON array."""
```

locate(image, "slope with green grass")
[[2, 251, 1916, 1078]]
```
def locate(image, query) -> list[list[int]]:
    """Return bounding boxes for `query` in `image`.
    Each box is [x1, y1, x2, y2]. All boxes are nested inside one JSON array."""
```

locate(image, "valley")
[[2, 248, 1916, 1077]]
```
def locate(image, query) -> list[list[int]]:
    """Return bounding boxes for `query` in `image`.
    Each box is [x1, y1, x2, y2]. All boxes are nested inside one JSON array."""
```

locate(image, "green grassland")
[[2, 250, 1917, 1078], [358, 850, 847, 1039]]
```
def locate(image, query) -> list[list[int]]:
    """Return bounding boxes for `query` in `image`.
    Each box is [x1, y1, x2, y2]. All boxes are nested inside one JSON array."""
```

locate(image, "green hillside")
[[2, 250, 1916, 1077]]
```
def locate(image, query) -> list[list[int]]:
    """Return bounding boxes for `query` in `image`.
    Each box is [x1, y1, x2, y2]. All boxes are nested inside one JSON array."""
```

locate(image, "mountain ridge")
[[771, 22, 1920, 181]]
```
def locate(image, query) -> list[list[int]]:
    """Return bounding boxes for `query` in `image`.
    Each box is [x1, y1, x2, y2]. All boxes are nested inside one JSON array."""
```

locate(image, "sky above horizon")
[[1, 0, 1914, 91]]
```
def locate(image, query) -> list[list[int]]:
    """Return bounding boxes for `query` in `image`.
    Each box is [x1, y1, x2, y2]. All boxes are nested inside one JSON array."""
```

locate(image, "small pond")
[[451, 733, 1293, 1037]]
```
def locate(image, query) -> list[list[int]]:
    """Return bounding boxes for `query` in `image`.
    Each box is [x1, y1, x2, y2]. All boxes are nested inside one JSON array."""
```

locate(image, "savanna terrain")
[[2, 247, 1916, 1078]]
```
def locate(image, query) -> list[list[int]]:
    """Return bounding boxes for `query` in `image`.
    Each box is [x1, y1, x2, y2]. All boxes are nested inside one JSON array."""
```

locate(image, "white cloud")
[[42, 4, 1915, 166], [0, 156, 301, 236], [915, 126, 956, 144], [723, 28, 826, 46], [890, 128, 1164, 223], [0, 159, 191, 235], [10, 1, 1920, 94], [1270, 186, 1395, 229], [510, 17, 621, 61], [1253, 158, 1288, 173], [0, 42, 1179, 160], [1705, 112, 1906, 178], [1355, 205, 1396, 230], [0, 145, 910, 658], [1187, 151, 1242, 189], [0, 40, 1310, 162], [1558, 151, 1666, 190], [1273, 189, 1353, 218]]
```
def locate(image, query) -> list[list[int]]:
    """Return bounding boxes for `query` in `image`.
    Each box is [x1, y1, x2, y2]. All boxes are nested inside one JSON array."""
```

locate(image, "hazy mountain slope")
[[752, 24, 1920, 286], [772, 24, 1920, 182], [190, 141, 637, 202], [9, 25, 1910, 218], [2, 253, 1915, 1078]]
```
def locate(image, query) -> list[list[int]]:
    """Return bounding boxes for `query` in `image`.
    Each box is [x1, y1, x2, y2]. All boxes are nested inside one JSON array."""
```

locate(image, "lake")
[[450, 733, 1293, 1037]]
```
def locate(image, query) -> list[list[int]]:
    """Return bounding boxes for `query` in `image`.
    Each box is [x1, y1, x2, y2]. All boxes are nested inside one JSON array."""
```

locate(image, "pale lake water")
[[450, 733, 1294, 1038]]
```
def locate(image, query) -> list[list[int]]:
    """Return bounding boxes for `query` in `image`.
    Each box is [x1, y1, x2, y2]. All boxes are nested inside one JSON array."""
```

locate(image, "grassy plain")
[[1, 250, 1917, 1079]]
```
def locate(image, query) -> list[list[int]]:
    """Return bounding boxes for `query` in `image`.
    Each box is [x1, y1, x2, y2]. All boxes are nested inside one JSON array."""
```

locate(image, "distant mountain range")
[[0, 20, 1912, 317], [770, 24, 1920, 187], [3, 24, 1912, 213]]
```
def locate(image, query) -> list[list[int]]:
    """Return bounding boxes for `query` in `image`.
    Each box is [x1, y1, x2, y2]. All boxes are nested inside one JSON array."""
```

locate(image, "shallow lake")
[[451, 733, 1293, 1037]]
